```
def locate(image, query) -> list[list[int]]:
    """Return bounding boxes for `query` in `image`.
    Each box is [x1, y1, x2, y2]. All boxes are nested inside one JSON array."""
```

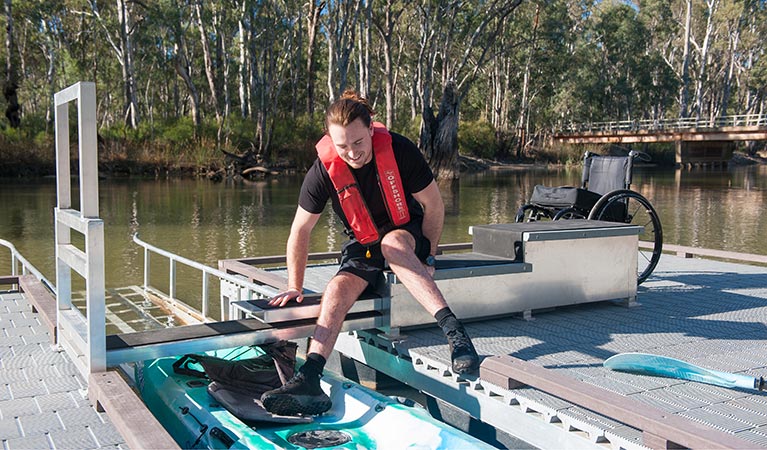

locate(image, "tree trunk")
[[195, 2, 221, 124], [117, 0, 138, 128], [40, 18, 56, 127], [216, 6, 230, 118], [238, 0, 249, 118], [720, 23, 739, 117], [324, 0, 360, 101], [516, 4, 540, 159], [693, 0, 717, 122], [305, 1, 323, 115], [4, 0, 20, 128], [173, 36, 201, 128], [679, 0, 692, 118], [357, 1, 371, 98], [420, 81, 460, 180], [375, 0, 398, 128]]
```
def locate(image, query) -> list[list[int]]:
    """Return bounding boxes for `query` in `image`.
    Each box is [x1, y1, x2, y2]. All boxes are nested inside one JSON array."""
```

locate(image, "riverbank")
[[1, 149, 764, 180]]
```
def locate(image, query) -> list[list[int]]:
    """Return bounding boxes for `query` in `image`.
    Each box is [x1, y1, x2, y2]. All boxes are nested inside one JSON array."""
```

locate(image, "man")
[[261, 90, 479, 416]]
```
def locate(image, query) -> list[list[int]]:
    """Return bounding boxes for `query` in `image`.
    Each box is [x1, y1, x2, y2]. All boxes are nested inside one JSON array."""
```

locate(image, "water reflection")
[[1, 165, 766, 293]]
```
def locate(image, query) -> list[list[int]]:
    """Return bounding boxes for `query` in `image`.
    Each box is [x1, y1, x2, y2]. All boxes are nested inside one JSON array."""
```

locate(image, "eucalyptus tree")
[[590, 2, 653, 120], [8, 1, 57, 125], [739, 0, 766, 119], [305, 0, 324, 115], [194, 1, 222, 125], [505, 0, 577, 155], [4, 0, 20, 128], [250, 0, 304, 157], [413, 0, 522, 180], [88, 0, 141, 129], [372, 0, 404, 128], [154, 0, 201, 129], [322, 0, 362, 102]]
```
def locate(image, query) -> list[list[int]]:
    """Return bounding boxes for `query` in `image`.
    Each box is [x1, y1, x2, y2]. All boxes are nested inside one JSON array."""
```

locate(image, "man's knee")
[[380, 230, 415, 261], [325, 271, 369, 301]]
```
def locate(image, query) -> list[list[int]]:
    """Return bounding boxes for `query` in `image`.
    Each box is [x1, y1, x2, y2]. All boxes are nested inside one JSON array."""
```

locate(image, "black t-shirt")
[[299, 132, 434, 233]]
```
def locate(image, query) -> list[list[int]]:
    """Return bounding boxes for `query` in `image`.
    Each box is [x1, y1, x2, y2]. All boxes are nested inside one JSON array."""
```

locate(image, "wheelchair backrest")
[[581, 153, 633, 195]]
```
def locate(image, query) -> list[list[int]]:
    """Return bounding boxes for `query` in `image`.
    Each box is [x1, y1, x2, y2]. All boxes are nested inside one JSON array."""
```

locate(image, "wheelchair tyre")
[[587, 189, 663, 285], [553, 207, 587, 220], [515, 204, 554, 223]]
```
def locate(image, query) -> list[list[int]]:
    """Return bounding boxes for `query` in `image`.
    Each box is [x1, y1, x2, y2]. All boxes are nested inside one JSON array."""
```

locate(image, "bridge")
[[553, 114, 767, 167]]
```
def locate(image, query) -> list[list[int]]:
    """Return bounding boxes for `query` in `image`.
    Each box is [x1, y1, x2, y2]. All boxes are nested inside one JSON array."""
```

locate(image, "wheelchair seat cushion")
[[529, 185, 602, 210]]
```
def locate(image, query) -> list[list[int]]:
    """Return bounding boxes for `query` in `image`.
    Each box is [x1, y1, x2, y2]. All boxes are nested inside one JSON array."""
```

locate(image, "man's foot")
[[261, 372, 332, 416], [446, 325, 479, 374]]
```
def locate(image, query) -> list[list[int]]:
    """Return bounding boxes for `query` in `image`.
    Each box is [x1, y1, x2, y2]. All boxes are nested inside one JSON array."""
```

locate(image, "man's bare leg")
[[262, 272, 368, 416], [381, 230, 479, 374], [379, 229, 447, 315], [309, 272, 369, 358]]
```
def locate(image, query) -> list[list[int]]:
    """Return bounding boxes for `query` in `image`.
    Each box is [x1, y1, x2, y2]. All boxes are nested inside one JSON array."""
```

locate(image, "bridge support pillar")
[[675, 140, 735, 168]]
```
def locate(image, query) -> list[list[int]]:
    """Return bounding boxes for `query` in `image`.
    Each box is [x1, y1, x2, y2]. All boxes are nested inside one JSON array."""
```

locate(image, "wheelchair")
[[515, 151, 663, 284]]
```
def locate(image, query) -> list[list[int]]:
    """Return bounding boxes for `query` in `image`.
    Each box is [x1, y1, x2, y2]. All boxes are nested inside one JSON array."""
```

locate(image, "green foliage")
[[393, 117, 422, 145], [269, 114, 325, 169], [534, 145, 588, 166], [160, 117, 196, 147], [0, 125, 23, 143], [458, 120, 498, 159], [1, 0, 764, 175], [270, 114, 324, 153]]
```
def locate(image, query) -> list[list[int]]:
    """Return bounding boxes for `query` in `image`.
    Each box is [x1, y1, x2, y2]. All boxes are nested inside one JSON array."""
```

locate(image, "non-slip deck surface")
[[386, 254, 767, 447], [0, 289, 126, 449]]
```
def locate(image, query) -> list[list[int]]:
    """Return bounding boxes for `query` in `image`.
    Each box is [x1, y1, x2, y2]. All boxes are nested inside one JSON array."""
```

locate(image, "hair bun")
[[340, 89, 361, 101], [339, 89, 374, 116]]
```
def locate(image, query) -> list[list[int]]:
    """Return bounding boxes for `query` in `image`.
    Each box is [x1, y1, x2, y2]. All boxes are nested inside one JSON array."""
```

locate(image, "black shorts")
[[337, 220, 431, 293]]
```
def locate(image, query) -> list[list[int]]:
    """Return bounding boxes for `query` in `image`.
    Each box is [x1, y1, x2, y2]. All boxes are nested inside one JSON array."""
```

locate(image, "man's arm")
[[412, 180, 445, 257], [269, 206, 322, 306]]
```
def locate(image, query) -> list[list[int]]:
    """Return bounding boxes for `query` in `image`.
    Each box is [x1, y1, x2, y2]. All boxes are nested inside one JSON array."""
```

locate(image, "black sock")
[[435, 307, 461, 333], [299, 353, 326, 379]]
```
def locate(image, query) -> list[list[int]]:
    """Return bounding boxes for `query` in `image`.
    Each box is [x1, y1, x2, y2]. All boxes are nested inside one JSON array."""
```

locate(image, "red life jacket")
[[316, 122, 410, 245]]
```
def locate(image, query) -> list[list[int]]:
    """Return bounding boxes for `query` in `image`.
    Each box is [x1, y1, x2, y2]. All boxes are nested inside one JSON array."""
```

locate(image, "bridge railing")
[[558, 114, 767, 134]]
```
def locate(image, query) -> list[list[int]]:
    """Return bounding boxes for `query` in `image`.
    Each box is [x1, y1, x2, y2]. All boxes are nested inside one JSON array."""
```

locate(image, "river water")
[[2, 165, 766, 303]]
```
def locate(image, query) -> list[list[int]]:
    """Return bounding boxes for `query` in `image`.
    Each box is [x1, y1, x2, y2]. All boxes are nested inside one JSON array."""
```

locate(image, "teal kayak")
[[137, 346, 493, 449]]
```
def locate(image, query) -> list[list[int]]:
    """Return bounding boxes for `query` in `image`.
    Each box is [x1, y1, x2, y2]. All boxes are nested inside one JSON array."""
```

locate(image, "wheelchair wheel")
[[587, 189, 663, 285], [515, 204, 554, 223], [553, 207, 587, 220]]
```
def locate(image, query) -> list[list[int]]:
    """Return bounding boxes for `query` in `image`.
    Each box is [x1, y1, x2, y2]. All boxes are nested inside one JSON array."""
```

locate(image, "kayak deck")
[[138, 348, 494, 449]]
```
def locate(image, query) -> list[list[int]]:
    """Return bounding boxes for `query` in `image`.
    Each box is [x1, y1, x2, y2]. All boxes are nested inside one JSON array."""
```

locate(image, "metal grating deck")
[[327, 254, 767, 449], [0, 289, 127, 449]]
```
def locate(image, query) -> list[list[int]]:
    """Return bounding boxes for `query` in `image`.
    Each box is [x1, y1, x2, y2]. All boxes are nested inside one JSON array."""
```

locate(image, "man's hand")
[[268, 288, 304, 307], [424, 263, 436, 278]]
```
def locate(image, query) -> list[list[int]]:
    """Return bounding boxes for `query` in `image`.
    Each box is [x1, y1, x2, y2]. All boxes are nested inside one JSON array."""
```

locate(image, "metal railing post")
[[201, 272, 209, 320], [143, 247, 150, 292], [169, 259, 176, 300]]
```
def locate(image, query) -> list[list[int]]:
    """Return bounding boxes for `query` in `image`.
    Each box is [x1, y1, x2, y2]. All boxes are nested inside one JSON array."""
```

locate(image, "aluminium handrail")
[[0, 238, 56, 294], [132, 233, 279, 322]]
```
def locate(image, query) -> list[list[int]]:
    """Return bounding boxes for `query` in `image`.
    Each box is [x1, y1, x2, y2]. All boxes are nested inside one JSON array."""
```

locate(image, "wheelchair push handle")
[[584, 150, 651, 162], [629, 150, 652, 162]]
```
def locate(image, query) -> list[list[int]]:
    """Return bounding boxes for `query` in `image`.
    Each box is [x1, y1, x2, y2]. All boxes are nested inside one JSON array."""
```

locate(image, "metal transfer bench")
[[223, 219, 642, 330]]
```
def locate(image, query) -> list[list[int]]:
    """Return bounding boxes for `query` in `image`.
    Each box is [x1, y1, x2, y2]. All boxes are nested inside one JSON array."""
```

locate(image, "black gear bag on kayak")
[[172, 340, 297, 396], [171, 341, 310, 422]]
